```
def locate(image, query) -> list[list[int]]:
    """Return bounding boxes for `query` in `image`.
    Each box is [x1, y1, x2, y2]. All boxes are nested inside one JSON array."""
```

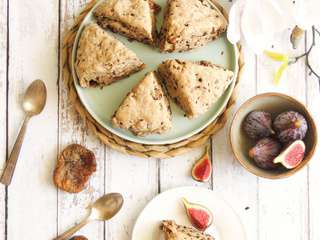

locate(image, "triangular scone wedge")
[[158, 59, 234, 118], [159, 0, 227, 52], [112, 71, 172, 136], [94, 0, 161, 46], [160, 220, 214, 240], [75, 23, 145, 88]]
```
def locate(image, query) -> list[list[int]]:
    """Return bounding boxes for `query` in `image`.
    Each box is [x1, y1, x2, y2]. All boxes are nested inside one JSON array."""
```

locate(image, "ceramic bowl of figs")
[[230, 92, 317, 179]]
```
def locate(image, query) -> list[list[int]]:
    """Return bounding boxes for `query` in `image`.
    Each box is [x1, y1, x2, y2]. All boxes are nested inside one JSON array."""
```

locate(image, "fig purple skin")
[[249, 138, 282, 170], [273, 111, 308, 143], [243, 111, 275, 140]]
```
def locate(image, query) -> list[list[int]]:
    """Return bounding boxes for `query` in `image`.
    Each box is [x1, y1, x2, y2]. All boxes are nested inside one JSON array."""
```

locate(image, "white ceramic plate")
[[71, 0, 238, 145], [132, 186, 246, 240]]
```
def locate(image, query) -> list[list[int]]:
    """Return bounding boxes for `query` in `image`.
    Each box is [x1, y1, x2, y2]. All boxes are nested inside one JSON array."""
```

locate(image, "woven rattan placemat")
[[61, 0, 244, 158]]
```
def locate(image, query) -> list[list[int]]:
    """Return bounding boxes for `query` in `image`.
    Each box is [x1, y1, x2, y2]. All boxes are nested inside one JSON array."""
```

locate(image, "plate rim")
[[131, 186, 247, 240], [71, 0, 239, 145]]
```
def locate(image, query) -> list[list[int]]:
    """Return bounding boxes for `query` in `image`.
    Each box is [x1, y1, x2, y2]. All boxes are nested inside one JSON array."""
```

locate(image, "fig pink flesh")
[[189, 208, 211, 231], [285, 143, 304, 167], [193, 158, 211, 181]]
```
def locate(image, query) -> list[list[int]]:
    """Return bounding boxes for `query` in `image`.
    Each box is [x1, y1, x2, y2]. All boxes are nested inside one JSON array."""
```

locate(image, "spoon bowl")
[[55, 193, 124, 240], [91, 192, 124, 221], [22, 79, 47, 116]]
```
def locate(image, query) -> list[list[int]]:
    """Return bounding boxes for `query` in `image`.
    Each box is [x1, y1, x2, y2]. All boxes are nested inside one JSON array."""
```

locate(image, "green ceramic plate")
[[71, 0, 238, 145]]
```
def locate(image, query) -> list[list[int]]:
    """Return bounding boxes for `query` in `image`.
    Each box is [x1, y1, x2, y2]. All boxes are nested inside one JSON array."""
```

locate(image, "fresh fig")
[[182, 198, 213, 231], [273, 140, 305, 169], [249, 138, 282, 169], [273, 111, 308, 143], [243, 111, 275, 140], [191, 148, 211, 182]]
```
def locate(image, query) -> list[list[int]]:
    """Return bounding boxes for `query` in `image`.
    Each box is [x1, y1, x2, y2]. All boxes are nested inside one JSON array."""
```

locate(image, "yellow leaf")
[[264, 50, 289, 62], [274, 60, 289, 85]]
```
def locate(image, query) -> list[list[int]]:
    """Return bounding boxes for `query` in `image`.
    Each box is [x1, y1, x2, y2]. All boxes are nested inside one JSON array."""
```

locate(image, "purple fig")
[[249, 138, 282, 169], [243, 111, 275, 140], [273, 111, 308, 143]]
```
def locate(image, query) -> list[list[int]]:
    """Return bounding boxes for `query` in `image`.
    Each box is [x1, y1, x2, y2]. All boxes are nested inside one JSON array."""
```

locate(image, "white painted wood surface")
[[0, 1, 319, 240]]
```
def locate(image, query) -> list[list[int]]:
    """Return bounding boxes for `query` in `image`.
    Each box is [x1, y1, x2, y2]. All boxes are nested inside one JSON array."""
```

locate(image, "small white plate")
[[132, 186, 246, 240]]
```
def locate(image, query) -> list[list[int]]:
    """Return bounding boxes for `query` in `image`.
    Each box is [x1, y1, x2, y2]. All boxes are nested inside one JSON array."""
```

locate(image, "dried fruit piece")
[[249, 138, 282, 169], [243, 111, 275, 140], [182, 198, 213, 231], [191, 148, 211, 182], [273, 140, 305, 169], [53, 144, 96, 193], [273, 111, 308, 143], [69, 236, 88, 240]]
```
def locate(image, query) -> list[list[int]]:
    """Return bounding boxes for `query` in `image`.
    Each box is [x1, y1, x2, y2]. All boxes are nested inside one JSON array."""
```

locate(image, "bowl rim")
[[229, 92, 318, 179]]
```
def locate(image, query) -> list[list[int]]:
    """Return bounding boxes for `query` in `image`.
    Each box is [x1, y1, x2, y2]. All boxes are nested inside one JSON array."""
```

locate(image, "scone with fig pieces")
[[53, 144, 96, 193], [75, 23, 145, 88], [159, 0, 228, 52], [112, 71, 172, 136], [94, 0, 161, 46], [160, 220, 214, 240], [158, 59, 234, 118]]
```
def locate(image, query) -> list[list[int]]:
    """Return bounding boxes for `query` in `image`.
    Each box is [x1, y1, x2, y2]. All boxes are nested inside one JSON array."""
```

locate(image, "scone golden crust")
[[159, 0, 228, 52], [94, 0, 161, 46], [53, 144, 96, 193], [160, 220, 214, 240], [112, 71, 172, 136], [158, 59, 234, 118], [75, 23, 145, 88]]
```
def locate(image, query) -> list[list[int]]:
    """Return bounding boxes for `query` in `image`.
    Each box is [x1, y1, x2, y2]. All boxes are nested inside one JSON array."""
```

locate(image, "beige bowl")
[[230, 92, 317, 179]]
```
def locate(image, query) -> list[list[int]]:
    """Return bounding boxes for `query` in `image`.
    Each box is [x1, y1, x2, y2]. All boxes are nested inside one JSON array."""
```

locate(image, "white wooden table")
[[0, 1, 319, 240]]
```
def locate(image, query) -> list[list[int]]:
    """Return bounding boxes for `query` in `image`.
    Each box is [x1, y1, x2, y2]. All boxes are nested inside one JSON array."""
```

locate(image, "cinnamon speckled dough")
[[53, 144, 96, 193], [112, 71, 172, 136], [159, 0, 228, 52], [94, 0, 161, 45], [161, 220, 214, 240], [75, 23, 145, 88], [158, 59, 234, 118]]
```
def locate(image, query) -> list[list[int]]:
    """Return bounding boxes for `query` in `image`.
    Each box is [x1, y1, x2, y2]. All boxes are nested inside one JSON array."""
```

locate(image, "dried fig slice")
[[53, 144, 96, 193], [69, 236, 88, 240]]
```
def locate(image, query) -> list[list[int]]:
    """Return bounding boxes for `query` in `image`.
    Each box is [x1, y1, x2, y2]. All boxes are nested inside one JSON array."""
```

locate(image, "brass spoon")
[[0, 79, 47, 186], [55, 193, 124, 240]]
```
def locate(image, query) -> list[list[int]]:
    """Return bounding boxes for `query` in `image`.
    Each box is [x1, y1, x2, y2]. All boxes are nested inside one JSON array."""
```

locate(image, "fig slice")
[[273, 140, 306, 169], [182, 198, 213, 231], [191, 148, 212, 182]]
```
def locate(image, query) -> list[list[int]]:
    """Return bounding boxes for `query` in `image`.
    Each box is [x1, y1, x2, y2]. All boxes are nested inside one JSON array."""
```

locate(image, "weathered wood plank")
[[105, 151, 158, 240], [306, 27, 320, 240], [58, 0, 105, 239], [256, 34, 308, 240], [6, 0, 59, 239], [212, 50, 258, 240], [0, 0, 7, 239]]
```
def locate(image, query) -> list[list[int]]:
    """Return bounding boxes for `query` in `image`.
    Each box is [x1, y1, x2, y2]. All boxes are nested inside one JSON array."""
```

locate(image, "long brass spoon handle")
[[0, 115, 30, 186], [54, 218, 90, 240]]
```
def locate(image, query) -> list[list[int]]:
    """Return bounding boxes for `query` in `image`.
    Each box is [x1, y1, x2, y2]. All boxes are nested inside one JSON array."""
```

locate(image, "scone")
[[159, 0, 228, 52], [94, 0, 161, 46], [75, 23, 145, 88], [112, 71, 172, 136], [160, 220, 214, 240], [158, 59, 234, 118]]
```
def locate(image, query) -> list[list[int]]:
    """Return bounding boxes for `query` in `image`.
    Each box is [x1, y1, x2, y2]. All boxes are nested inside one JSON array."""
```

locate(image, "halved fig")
[[191, 148, 211, 182], [182, 198, 213, 231], [273, 140, 306, 169]]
